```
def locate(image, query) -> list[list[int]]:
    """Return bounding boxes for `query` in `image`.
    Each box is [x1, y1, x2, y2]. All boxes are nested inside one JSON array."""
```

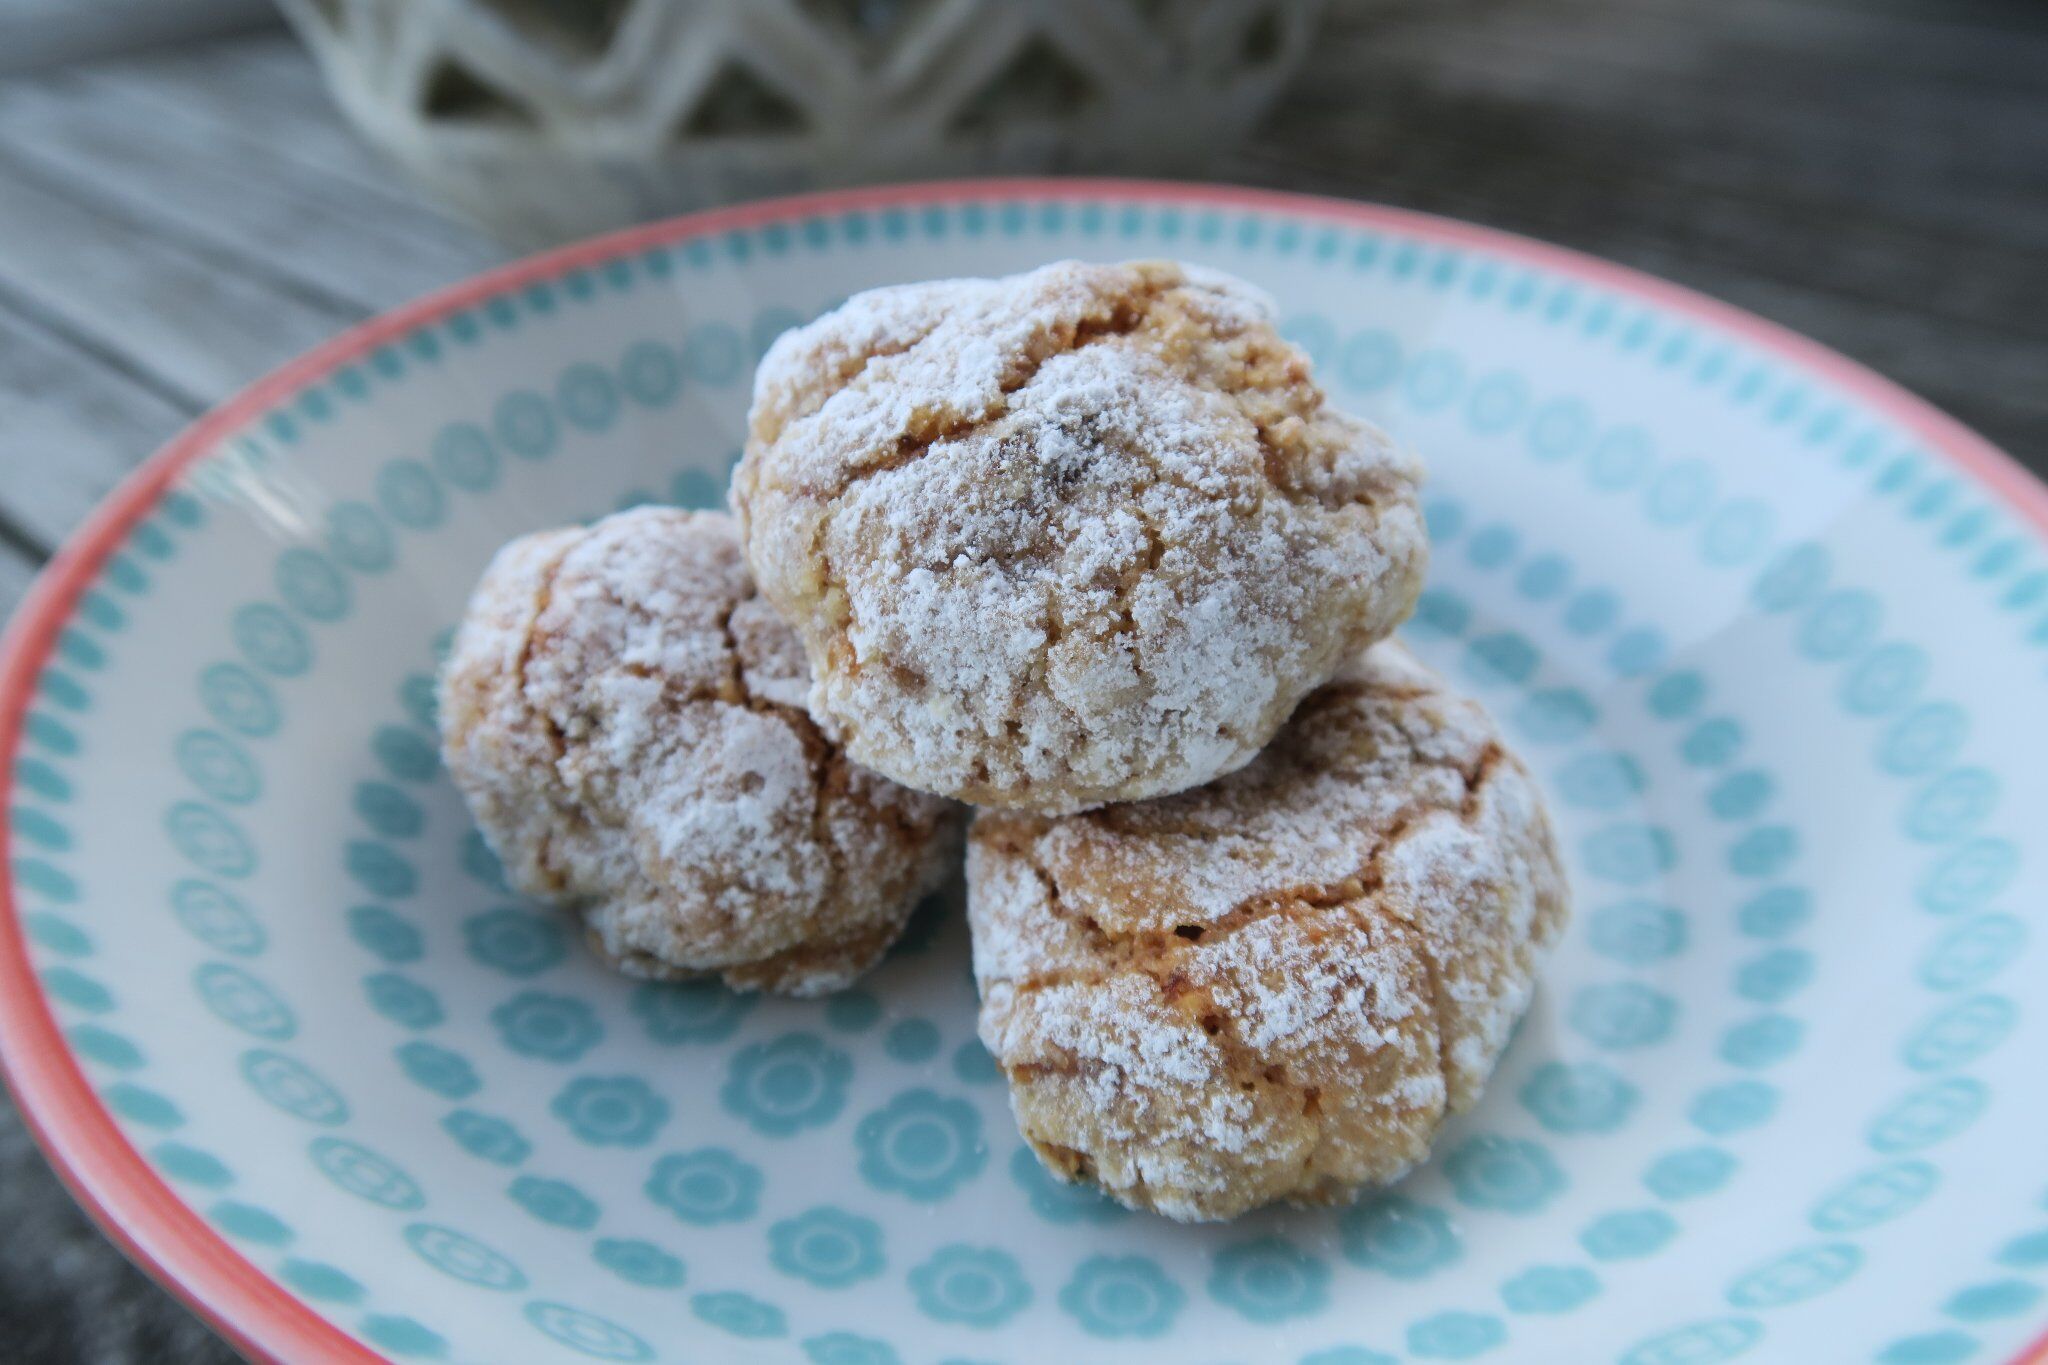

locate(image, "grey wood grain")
[[0, 545, 35, 613], [0, 0, 273, 76], [1227, 0, 2048, 460], [0, 296, 202, 553], [0, 69, 504, 306], [84, 36, 446, 204], [0, 154, 363, 403]]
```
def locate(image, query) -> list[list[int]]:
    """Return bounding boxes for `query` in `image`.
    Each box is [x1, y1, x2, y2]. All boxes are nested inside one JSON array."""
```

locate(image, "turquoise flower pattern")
[[594, 1238, 685, 1288], [394, 1041, 478, 1099], [1945, 1280, 2040, 1321], [550, 1076, 669, 1147], [1501, 1265, 1599, 1313], [211, 1200, 291, 1246], [1208, 1238, 1330, 1323], [1568, 982, 1678, 1049], [647, 1147, 761, 1225], [345, 905, 422, 963], [362, 1317, 446, 1357], [524, 1302, 651, 1361], [1689, 1080, 1778, 1135], [352, 781, 422, 838], [951, 1040, 1002, 1085], [463, 907, 567, 976], [1339, 1195, 1464, 1278], [398, 672, 437, 728], [508, 1175, 599, 1229], [909, 1245, 1032, 1328], [402, 1223, 526, 1290], [372, 725, 436, 782], [1586, 900, 1687, 965], [1058, 1255, 1184, 1339], [1009, 1146, 1128, 1223], [770, 1206, 884, 1288], [1407, 1310, 1507, 1359], [855, 1089, 985, 1201], [342, 840, 412, 898], [170, 880, 264, 956], [1644, 1146, 1737, 1200], [691, 1290, 787, 1339], [1519, 1062, 1639, 1135], [492, 991, 602, 1062], [460, 829, 506, 889], [631, 979, 754, 1044], [883, 1018, 941, 1062], [280, 1260, 363, 1303], [803, 1332, 900, 1365], [1445, 1136, 1566, 1214], [1581, 1209, 1678, 1260], [824, 990, 882, 1033], [721, 1033, 852, 1136], [442, 1109, 529, 1165], [310, 1137, 422, 1210], [239, 1050, 345, 1124], [364, 972, 443, 1030]]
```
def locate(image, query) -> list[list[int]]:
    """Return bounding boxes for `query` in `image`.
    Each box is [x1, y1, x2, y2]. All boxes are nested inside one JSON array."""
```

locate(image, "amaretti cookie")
[[735, 259, 1427, 815], [438, 507, 961, 996], [967, 642, 1567, 1221]]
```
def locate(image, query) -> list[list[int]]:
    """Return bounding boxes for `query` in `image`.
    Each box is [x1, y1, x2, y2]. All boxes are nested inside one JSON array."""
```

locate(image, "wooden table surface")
[[0, 1, 2043, 1357]]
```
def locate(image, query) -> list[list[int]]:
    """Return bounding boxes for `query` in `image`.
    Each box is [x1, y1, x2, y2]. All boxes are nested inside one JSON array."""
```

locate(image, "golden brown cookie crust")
[[968, 642, 1568, 1221], [437, 507, 960, 996], [735, 259, 1428, 814]]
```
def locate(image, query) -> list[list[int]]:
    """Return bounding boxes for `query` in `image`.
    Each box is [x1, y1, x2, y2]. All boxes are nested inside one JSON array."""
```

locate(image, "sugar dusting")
[[438, 507, 959, 996], [736, 259, 1429, 813], [968, 641, 1569, 1220]]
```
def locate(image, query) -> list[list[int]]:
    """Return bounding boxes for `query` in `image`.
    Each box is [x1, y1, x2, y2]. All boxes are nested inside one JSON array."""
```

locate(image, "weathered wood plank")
[[0, 0, 273, 76], [1305, 6, 2048, 248], [85, 33, 429, 204], [1236, 107, 2048, 344], [0, 71, 503, 312], [0, 545, 38, 626], [0, 293, 198, 550], [1600, 0, 2048, 84], [0, 150, 363, 403]]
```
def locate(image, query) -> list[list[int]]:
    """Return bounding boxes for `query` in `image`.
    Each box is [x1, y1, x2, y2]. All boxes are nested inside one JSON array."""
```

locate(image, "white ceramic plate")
[[4, 181, 2045, 1365]]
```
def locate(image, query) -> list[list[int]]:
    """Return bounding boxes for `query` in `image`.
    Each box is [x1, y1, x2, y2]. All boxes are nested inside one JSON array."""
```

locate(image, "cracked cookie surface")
[[438, 508, 961, 996], [967, 642, 1568, 1221], [734, 259, 1428, 814]]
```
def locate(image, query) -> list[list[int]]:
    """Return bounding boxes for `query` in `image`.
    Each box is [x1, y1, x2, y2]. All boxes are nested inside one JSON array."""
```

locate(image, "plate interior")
[[8, 191, 2047, 1365]]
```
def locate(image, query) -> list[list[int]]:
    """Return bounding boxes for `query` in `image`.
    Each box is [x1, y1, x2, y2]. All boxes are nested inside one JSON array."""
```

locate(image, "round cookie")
[[735, 259, 1427, 814], [438, 507, 960, 996], [967, 642, 1568, 1221]]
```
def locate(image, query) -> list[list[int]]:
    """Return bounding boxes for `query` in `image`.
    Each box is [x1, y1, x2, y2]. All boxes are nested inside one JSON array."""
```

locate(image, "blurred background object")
[[277, 0, 1328, 244]]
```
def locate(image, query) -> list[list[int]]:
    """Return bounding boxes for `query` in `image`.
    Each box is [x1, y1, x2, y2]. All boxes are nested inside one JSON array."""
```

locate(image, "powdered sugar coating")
[[437, 508, 961, 996], [968, 642, 1568, 1221], [735, 259, 1428, 814]]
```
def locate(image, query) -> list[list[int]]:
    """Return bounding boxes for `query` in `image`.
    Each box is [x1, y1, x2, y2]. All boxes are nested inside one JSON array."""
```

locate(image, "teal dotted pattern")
[[9, 193, 2043, 1364]]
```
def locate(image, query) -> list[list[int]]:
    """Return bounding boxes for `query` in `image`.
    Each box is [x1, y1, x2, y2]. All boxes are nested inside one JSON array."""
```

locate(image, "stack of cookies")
[[440, 260, 1569, 1224]]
